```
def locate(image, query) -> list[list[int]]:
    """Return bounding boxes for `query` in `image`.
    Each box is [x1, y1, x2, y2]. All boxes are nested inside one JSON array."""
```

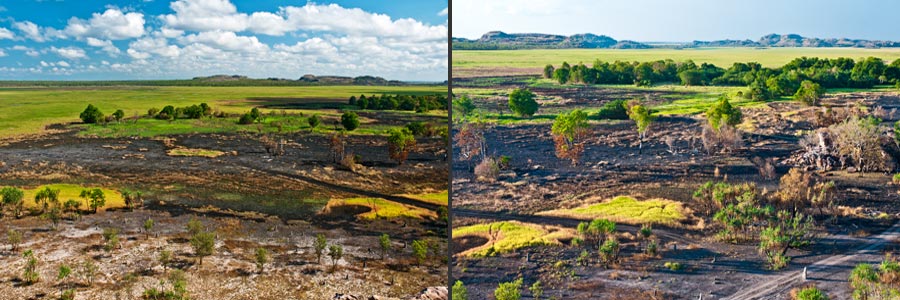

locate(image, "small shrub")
[[328, 244, 343, 270], [308, 115, 320, 129], [411, 240, 428, 265], [893, 173, 900, 184], [340, 112, 360, 131], [238, 113, 255, 125], [314, 233, 327, 264], [102, 227, 119, 252], [664, 261, 682, 272], [792, 285, 829, 300], [255, 247, 268, 273], [508, 88, 539, 117], [494, 278, 523, 300], [452, 280, 468, 300], [595, 99, 629, 120], [22, 249, 39, 284], [474, 157, 500, 182], [190, 231, 215, 265], [529, 280, 544, 299]]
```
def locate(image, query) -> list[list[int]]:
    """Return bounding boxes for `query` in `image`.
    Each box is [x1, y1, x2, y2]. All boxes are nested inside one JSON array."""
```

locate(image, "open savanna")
[[453, 47, 900, 77], [0, 85, 444, 138]]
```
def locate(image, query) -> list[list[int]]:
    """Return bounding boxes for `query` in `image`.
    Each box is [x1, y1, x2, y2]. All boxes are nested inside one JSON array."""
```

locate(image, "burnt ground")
[[0, 123, 448, 299], [451, 80, 900, 299]]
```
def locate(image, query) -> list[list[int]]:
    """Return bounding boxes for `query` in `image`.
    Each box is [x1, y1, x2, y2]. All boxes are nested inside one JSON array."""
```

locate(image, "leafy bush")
[[494, 278, 523, 300], [795, 80, 824, 106], [387, 128, 416, 165], [308, 114, 320, 129], [340, 112, 360, 131], [664, 261, 682, 272], [508, 88, 539, 117], [79, 104, 105, 124], [452, 280, 468, 300], [238, 113, 255, 125], [793, 286, 829, 300], [594, 99, 629, 120]]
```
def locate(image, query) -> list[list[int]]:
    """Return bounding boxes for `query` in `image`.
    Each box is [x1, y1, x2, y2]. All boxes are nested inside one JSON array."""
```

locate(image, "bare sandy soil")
[[451, 78, 900, 299], [0, 125, 448, 300]]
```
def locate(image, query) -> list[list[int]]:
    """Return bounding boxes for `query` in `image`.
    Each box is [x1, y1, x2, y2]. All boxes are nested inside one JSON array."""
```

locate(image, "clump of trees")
[[544, 56, 900, 97], [508, 88, 539, 117], [551, 109, 589, 165], [696, 169, 831, 270], [351, 94, 448, 112]]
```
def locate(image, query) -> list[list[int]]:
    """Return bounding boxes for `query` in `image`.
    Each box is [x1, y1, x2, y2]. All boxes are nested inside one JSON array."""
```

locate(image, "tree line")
[[349, 94, 448, 112], [545, 56, 900, 100]]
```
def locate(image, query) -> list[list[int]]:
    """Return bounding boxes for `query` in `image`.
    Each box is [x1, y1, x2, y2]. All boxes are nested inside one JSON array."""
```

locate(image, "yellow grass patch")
[[20, 184, 125, 211], [166, 147, 226, 158], [538, 196, 689, 227]]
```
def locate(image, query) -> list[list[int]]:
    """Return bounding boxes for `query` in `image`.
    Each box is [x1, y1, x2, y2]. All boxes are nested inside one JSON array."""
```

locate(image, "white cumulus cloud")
[[64, 8, 146, 40], [0, 28, 14, 40], [50, 46, 88, 60], [13, 21, 46, 42]]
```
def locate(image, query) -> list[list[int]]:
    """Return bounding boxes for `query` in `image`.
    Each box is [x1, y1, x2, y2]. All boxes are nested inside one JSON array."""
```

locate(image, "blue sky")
[[0, 0, 448, 81], [453, 0, 900, 42]]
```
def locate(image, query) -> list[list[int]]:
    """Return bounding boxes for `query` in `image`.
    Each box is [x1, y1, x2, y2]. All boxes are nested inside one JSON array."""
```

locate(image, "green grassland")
[[0, 85, 445, 138], [454, 47, 900, 72], [453, 221, 571, 257], [538, 196, 688, 226]]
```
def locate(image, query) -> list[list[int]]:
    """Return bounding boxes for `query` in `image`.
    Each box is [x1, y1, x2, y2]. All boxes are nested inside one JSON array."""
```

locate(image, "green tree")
[[412, 239, 428, 265], [341, 112, 360, 131], [35, 186, 60, 213], [706, 96, 742, 130], [387, 128, 416, 165], [758, 210, 815, 270], [551, 109, 589, 165], [508, 88, 539, 117], [543, 64, 555, 79], [255, 247, 268, 274], [1, 187, 24, 218], [314, 233, 327, 264], [494, 278, 523, 300], [379, 233, 391, 260], [79, 188, 105, 213], [190, 231, 215, 265], [452, 280, 468, 300], [598, 239, 620, 266], [795, 80, 825, 106], [628, 104, 655, 154], [79, 104, 104, 124], [308, 114, 320, 129], [328, 244, 343, 270], [112, 109, 125, 122], [453, 96, 477, 118]]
